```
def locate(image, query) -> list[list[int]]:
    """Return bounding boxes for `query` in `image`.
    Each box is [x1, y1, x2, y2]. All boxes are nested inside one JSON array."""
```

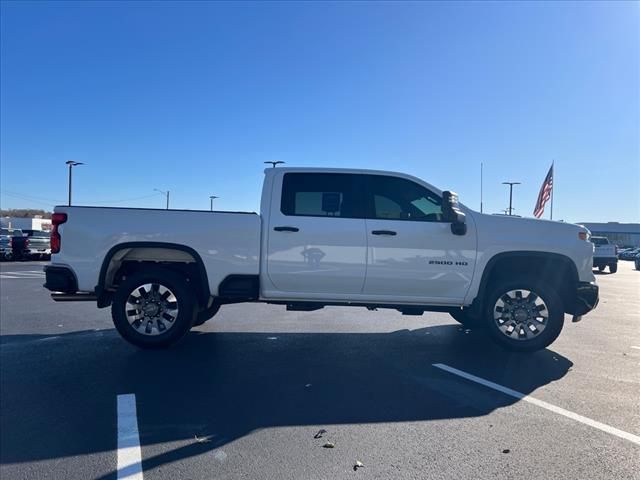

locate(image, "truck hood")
[[468, 211, 591, 262]]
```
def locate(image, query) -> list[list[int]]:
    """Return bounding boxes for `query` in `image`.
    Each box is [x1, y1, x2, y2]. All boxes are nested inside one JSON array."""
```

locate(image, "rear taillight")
[[8, 237, 12, 247], [25, 238, 30, 247], [51, 213, 67, 254]]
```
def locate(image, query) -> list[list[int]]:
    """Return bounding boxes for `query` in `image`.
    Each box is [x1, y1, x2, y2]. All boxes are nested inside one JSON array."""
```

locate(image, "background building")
[[580, 222, 640, 248], [0, 217, 52, 231]]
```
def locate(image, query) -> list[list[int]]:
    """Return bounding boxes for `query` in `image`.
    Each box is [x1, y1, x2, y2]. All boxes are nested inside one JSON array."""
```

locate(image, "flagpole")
[[480, 162, 483, 213], [550, 160, 554, 220]]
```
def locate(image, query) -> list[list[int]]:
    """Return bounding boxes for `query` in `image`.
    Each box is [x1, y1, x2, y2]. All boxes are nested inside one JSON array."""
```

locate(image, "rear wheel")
[[598, 265, 605, 272], [609, 264, 617, 273], [111, 267, 197, 349], [483, 280, 564, 352]]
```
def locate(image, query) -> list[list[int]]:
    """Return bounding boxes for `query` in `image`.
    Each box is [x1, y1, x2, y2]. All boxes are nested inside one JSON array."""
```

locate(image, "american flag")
[[533, 164, 553, 218]]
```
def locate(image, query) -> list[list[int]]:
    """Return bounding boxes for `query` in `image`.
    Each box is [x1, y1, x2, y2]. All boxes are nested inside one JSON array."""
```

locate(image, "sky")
[[1, 1, 638, 222]]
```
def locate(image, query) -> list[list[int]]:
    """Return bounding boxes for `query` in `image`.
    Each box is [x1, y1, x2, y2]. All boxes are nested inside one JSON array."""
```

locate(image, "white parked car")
[[44, 167, 598, 352]]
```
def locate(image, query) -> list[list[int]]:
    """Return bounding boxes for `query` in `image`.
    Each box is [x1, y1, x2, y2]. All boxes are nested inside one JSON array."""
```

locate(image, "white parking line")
[[117, 394, 144, 480], [433, 363, 640, 446], [631, 346, 640, 350]]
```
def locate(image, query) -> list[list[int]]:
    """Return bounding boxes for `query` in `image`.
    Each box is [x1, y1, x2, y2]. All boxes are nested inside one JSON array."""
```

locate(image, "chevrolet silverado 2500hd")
[[44, 168, 598, 352]]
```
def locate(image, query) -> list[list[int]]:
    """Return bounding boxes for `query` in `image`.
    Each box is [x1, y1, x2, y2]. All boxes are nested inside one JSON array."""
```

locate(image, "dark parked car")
[[12, 230, 51, 260], [620, 248, 640, 260], [0, 228, 23, 261]]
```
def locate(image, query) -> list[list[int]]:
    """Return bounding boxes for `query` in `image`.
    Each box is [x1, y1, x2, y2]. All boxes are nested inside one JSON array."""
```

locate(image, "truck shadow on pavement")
[[0, 324, 573, 479]]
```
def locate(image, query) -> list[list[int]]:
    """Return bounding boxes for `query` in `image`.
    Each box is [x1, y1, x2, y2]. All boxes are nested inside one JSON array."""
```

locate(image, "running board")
[[51, 293, 98, 302]]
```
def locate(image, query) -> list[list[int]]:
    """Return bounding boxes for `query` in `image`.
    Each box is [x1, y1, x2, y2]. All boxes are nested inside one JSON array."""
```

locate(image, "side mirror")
[[442, 191, 467, 236]]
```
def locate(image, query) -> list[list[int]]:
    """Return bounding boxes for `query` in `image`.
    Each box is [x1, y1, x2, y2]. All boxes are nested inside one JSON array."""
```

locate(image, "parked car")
[[620, 248, 640, 260], [44, 167, 598, 353], [590, 236, 618, 273], [0, 228, 23, 261], [19, 230, 52, 260]]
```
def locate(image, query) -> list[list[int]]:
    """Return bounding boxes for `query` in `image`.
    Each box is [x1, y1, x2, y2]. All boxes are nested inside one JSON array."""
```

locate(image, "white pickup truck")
[[44, 167, 598, 352], [590, 236, 618, 273]]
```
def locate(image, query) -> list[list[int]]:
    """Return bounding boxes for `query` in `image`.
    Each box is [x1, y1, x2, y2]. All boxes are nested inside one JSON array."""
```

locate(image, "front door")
[[265, 172, 367, 297], [362, 174, 477, 303]]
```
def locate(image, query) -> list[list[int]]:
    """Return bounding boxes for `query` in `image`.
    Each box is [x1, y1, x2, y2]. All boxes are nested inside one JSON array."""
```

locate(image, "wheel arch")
[[471, 251, 579, 316], [97, 242, 211, 307]]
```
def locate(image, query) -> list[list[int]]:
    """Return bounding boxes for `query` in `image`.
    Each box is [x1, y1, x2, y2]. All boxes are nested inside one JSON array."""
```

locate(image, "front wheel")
[[609, 264, 617, 273], [484, 280, 564, 352], [111, 267, 197, 349]]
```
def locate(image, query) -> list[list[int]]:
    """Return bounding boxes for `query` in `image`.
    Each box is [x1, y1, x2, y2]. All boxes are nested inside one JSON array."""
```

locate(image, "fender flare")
[[96, 242, 211, 306]]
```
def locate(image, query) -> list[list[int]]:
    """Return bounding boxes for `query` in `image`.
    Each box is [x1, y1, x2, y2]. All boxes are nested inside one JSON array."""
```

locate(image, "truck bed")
[[51, 206, 261, 295]]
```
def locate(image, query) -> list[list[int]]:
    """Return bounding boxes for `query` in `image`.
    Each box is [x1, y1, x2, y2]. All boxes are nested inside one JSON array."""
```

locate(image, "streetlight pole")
[[154, 189, 170, 210], [209, 195, 218, 211], [264, 161, 285, 168], [501, 181, 521, 216], [65, 161, 84, 206]]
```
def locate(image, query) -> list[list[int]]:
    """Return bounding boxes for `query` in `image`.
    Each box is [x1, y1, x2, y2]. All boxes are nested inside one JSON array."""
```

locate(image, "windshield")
[[591, 237, 609, 246]]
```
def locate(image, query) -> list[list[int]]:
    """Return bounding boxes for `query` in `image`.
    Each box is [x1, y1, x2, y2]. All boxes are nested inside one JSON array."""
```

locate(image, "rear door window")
[[281, 173, 363, 218]]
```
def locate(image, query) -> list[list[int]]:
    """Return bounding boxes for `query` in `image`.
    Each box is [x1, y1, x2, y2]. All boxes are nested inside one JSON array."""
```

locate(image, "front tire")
[[609, 264, 617, 273], [483, 280, 564, 352], [111, 267, 197, 349]]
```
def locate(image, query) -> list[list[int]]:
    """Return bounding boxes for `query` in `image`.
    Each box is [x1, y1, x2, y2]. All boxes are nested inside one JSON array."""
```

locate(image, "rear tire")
[[111, 267, 197, 349], [598, 265, 605, 272], [609, 264, 617, 273], [483, 279, 564, 352]]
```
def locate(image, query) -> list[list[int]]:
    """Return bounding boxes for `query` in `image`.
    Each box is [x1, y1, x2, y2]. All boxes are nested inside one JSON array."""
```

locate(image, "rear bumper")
[[566, 282, 599, 316], [43, 265, 78, 293], [593, 257, 617, 267]]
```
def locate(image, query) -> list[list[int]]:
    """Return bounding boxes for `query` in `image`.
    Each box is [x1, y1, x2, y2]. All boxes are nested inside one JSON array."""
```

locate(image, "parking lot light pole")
[[154, 189, 170, 209], [209, 195, 218, 211], [502, 181, 521, 216], [65, 161, 84, 206]]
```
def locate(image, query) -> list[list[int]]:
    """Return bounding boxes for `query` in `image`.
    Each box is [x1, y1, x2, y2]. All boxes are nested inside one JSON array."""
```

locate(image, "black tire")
[[483, 279, 564, 352], [597, 265, 605, 272], [609, 264, 617, 273], [193, 303, 221, 327], [449, 309, 482, 329], [111, 267, 198, 349]]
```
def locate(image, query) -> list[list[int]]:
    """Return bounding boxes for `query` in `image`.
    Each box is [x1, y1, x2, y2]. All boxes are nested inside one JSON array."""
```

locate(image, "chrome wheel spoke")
[[125, 282, 179, 336], [493, 289, 548, 341]]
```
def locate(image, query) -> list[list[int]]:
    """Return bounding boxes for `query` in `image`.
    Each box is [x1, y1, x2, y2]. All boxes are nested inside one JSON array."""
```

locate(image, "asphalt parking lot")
[[1, 261, 639, 480]]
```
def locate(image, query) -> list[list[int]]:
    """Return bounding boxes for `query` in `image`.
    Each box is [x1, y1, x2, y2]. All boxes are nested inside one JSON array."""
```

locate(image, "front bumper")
[[566, 282, 599, 317], [43, 265, 78, 293]]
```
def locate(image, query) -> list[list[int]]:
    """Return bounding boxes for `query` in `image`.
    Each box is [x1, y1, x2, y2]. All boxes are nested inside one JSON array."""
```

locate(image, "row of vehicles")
[[0, 228, 51, 261], [590, 236, 640, 273]]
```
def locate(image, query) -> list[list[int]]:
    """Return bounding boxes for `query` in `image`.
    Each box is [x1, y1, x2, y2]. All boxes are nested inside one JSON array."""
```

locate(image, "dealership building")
[[580, 222, 640, 248], [1, 217, 52, 231]]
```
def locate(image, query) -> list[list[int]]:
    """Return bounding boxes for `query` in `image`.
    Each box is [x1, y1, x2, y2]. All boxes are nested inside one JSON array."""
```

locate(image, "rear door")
[[265, 172, 368, 296], [362, 174, 476, 302]]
